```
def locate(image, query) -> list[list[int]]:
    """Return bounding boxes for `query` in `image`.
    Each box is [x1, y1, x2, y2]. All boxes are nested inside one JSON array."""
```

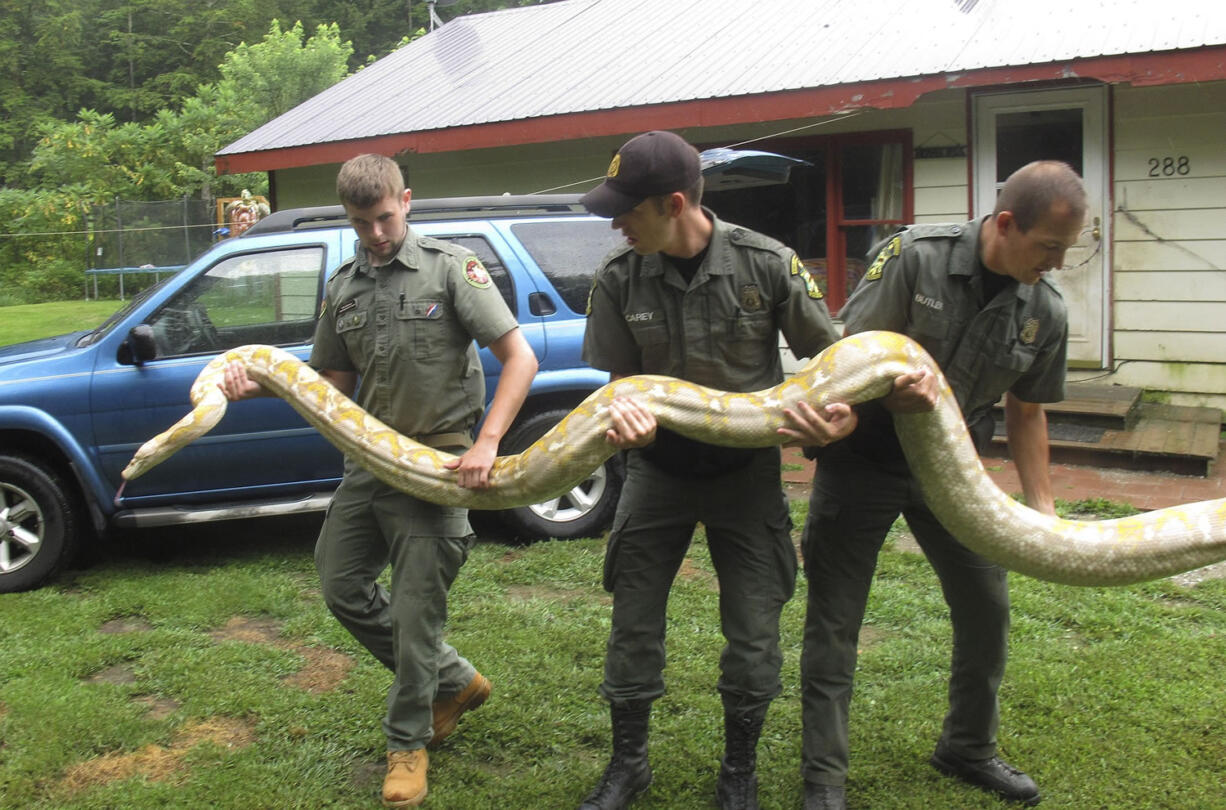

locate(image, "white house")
[[216, 0, 1226, 412]]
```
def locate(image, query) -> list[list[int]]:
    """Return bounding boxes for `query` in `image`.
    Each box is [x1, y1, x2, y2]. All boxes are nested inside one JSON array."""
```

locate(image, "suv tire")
[[495, 408, 623, 540], [0, 454, 80, 593]]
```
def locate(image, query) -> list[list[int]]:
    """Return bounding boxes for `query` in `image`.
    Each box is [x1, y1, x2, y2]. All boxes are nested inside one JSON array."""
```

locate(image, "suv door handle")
[[528, 292, 556, 316]]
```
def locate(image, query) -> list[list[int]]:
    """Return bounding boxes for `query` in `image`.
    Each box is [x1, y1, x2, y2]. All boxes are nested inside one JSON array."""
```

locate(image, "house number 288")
[[1147, 156, 1190, 177]]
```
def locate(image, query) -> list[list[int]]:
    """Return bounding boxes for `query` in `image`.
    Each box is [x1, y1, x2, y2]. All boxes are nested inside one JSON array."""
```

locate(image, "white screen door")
[[973, 86, 1109, 368]]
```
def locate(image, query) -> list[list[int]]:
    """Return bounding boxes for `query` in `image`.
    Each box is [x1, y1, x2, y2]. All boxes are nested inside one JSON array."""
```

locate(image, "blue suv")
[[0, 195, 625, 592]]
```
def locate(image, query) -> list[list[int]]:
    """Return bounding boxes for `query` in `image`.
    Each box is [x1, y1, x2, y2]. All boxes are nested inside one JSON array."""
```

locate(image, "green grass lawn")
[[1, 502, 1223, 809], [0, 300, 124, 346]]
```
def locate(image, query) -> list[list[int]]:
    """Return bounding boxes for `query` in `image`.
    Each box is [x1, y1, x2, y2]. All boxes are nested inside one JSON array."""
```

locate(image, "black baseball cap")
[[580, 130, 701, 218]]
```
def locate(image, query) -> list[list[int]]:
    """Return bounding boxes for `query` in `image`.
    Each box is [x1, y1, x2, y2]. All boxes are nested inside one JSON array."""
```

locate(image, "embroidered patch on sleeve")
[[864, 236, 901, 282], [791, 254, 823, 299], [463, 256, 492, 289]]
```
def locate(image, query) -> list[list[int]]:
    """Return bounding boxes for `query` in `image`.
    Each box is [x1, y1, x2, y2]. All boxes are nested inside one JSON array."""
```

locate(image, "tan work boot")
[[382, 749, 428, 808], [430, 671, 492, 746]]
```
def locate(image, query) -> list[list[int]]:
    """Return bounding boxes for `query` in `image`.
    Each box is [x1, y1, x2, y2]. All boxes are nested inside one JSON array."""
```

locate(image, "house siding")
[[1079, 81, 1226, 412]]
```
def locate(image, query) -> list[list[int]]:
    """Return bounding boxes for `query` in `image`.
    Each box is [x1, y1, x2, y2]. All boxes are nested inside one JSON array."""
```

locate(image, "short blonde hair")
[[336, 154, 406, 208]]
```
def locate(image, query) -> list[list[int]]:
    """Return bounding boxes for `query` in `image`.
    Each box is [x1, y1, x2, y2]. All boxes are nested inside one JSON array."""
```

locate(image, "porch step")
[[987, 383, 1222, 476]]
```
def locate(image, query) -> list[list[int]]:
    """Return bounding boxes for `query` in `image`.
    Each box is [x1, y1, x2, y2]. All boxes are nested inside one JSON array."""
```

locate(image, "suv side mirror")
[[119, 325, 157, 366]]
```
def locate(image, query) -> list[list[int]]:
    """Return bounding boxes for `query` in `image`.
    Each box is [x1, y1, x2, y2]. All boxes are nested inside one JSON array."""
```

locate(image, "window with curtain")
[[701, 130, 912, 313]]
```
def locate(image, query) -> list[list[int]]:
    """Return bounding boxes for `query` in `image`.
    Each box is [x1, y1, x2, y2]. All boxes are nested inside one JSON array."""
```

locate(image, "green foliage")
[[0, 187, 92, 305], [27, 21, 352, 203], [2, 20, 352, 302], [216, 20, 352, 125]]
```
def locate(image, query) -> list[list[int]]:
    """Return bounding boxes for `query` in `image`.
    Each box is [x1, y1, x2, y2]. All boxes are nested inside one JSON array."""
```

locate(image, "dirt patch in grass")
[[857, 624, 890, 652], [505, 584, 607, 604], [135, 695, 182, 720], [208, 615, 356, 694], [99, 617, 154, 634], [677, 557, 719, 590], [59, 716, 255, 793], [86, 663, 138, 685], [209, 615, 284, 645], [352, 757, 386, 795], [283, 646, 356, 694]]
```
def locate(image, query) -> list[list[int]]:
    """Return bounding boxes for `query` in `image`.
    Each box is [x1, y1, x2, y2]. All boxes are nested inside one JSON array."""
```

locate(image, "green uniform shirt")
[[310, 228, 519, 439], [583, 210, 839, 391], [838, 217, 1068, 460]]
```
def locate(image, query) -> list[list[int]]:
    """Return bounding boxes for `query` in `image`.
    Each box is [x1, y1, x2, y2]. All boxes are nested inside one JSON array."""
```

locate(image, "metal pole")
[[116, 198, 125, 301], [183, 194, 191, 264]]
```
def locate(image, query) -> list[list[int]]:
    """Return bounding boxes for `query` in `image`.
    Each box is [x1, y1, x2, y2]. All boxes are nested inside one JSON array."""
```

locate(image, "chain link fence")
[[86, 197, 221, 299]]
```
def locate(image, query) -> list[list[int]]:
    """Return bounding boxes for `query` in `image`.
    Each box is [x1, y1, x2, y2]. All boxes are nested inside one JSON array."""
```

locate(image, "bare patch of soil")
[[677, 557, 719, 590], [208, 615, 284, 645], [857, 624, 890, 652], [86, 663, 137, 685], [134, 695, 181, 720], [59, 716, 256, 793], [99, 617, 154, 634], [283, 646, 355, 694], [505, 584, 607, 604], [207, 615, 357, 694]]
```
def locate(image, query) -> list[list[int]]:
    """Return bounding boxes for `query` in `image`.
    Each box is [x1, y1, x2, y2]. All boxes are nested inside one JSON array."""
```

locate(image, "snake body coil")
[[122, 332, 1226, 586]]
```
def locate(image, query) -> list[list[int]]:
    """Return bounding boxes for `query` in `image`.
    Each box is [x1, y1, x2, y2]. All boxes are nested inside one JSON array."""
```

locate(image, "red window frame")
[[825, 130, 914, 311], [737, 129, 914, 312]]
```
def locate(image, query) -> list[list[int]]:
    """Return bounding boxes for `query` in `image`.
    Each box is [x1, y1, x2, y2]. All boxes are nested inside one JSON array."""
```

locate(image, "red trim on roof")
[[215, 47, 1226, 175]]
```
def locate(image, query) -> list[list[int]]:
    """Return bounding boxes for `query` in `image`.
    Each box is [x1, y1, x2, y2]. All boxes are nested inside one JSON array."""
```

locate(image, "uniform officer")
[[220, 153, 538, 808], [577, 130, 855, 810], [787, 160, 1087, 810]]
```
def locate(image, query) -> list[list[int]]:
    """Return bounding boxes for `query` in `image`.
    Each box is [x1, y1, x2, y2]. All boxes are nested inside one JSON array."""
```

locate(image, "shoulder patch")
[[864, 236, 902, 282], [462, 256, 492, 289], [790, 253, 823, 299]]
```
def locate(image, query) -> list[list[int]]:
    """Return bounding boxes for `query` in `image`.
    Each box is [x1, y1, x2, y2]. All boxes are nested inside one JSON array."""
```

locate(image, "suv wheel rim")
[[526, 465, 608, 524], [0, 481, 44, 574]]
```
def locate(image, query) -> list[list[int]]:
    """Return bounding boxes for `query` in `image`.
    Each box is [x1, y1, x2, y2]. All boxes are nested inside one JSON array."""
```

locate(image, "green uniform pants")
[[599, 448, 796, 713], [800, 445, 1010, 787], [315, 463, 476, 750]]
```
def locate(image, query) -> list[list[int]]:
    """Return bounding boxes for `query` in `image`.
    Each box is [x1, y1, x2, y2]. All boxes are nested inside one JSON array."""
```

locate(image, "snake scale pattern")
[[122, 332, 1226, 587]]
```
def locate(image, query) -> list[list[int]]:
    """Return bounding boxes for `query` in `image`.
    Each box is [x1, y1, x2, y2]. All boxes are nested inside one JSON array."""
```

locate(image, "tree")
[[27, 20, 352, 202]]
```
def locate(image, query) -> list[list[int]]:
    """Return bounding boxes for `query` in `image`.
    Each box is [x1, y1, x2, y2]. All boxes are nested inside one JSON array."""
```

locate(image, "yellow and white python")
[[122, 332, 1226, 587]]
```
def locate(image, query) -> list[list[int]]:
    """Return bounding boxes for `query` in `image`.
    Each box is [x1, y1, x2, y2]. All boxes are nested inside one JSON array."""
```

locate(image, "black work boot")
[[578, 702, 653, 810], [715, 707, 766, 810], [930, 744, 1041, 806]]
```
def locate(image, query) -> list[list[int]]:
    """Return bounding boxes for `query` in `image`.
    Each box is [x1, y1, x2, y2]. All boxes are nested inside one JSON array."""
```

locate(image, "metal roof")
[[217, 0, 1226, 170]]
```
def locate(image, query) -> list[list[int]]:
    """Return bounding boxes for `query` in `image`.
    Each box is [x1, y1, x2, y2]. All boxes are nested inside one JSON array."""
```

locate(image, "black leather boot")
[[578, 702, 653, 810], [715, 707, 766, 810]]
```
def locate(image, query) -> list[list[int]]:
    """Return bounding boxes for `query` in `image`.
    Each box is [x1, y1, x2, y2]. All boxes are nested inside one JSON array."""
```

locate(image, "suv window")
[[147, 246, 324, 357], [510, 220, 622, 314]]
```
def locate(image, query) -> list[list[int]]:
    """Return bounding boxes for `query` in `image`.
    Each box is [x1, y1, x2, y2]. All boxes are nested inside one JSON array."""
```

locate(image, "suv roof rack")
[[243, 194, 589, 237]]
